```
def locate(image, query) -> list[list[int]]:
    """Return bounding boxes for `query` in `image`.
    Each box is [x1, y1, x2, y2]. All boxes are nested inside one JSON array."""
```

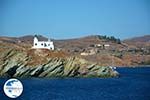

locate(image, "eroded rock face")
[[0, 49, 119, 78]]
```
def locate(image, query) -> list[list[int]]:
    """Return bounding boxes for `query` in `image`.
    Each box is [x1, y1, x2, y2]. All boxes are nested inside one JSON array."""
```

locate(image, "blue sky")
[[0, 0, 150, 39]]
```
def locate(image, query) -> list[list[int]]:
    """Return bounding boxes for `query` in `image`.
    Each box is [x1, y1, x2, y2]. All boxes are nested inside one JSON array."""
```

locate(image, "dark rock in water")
[[0, 49, 119, 78]]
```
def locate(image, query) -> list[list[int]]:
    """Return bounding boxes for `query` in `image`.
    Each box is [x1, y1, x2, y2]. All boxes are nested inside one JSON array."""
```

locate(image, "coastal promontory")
[[0, 48, 118, 78]]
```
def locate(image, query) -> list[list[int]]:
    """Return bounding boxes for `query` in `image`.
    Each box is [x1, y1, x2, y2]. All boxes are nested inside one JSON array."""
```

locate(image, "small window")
[[41, 43, 43, 46], [48, 44, 50, 46], [44, 43, 47, 47], [35, 43, 37, 45]]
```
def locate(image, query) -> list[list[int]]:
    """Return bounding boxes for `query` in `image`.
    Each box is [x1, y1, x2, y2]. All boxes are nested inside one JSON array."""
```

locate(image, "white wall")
[[33, 37, 54, 50]]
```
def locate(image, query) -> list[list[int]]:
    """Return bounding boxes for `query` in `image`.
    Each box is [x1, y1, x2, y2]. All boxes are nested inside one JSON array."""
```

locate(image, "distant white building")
[[32, 35, 54, 50], [104, 44, 110, 47], [95, 44, 102, 47]]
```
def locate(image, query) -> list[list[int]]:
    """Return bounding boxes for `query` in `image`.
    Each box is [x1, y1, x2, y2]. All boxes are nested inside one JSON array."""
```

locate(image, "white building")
[[32, 35, 54, 50], [104, 44, 110, 47]]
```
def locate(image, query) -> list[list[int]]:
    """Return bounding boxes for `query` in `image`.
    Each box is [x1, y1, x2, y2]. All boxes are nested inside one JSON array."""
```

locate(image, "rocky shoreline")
[[0, 49, 119, 78]]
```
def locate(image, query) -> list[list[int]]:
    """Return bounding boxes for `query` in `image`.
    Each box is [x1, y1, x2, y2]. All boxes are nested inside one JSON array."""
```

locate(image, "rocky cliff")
[[0, 48, 118, 78]]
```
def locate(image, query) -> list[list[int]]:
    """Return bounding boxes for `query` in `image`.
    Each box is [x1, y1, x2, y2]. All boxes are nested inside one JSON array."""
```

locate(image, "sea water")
[[0, 67, 150, 100]]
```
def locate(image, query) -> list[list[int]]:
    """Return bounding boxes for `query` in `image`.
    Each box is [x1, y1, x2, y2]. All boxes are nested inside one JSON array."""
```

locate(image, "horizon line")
[[0, 33, 149, 40]]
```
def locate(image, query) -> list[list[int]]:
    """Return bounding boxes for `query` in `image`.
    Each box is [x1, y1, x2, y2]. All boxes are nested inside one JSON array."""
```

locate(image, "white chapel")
[[32, 35, 54, 50]]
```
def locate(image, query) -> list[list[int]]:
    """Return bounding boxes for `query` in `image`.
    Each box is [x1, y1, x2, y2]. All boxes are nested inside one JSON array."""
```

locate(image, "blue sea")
[[0, 67, 150, 100]]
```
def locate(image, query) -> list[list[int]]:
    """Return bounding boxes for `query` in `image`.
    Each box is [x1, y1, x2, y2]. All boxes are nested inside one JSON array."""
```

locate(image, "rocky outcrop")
[[0, 49, 119, 78]]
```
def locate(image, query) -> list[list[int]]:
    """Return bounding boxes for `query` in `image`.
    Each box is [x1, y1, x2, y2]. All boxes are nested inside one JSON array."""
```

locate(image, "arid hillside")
[[0, 35, 150, 66], [124, 35, 150, 48]]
